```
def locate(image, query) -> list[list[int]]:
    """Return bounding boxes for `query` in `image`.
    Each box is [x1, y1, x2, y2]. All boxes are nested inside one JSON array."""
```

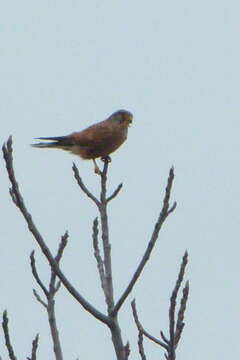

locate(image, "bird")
[[32, 109, 133, 174]]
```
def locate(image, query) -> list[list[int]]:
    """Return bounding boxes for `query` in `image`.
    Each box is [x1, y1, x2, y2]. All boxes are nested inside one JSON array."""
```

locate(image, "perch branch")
[[98, 161, 115, 313]]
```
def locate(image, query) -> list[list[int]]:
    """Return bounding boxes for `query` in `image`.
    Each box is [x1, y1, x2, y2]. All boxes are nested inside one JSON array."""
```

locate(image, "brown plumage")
[[32, 109, 133, 174]]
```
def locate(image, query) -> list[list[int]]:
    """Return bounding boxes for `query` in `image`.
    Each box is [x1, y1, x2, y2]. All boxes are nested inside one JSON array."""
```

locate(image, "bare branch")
[[48, 298, 63, 360], [160, 331, 169, 345], [32, 234, 68, 360], [100, 160, 109, 203], [2, 137, 112, 327], [27, 334, 39, 360], [124, 342, 131, 360], [2, 310, 17, 360], [167, 201, 177, 215], [72, 163, 100, 207], [33, 289, 47, 308], [98, 160, 126, 360], [55, 231, 68, 263], [169, 251, 188, 351], [106, 183, 123, 203], [112, 167, 176, 316], [174, 280, 189, 347], [132, 252, 189, 360], [92, 217, 106, 295], [30, 251, 48, 298], [131, 300, 168, 350], [137, 332, 147, 360], [98, 160, 115, 313], [50, 232, 68, 295]]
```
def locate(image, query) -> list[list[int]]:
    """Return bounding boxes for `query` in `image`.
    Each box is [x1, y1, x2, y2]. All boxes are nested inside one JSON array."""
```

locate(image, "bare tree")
[[2, 136, 188, 359]]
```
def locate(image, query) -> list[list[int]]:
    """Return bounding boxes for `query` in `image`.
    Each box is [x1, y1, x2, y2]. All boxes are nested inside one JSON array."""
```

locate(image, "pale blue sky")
[[1, 1, 240, 359]]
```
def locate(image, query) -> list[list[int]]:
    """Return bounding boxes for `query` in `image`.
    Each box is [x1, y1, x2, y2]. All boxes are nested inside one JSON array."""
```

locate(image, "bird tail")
[[31, 136, 71, 149]]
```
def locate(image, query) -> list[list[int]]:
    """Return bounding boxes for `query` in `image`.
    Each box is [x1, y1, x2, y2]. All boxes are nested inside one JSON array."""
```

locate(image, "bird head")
[[109, 109, 133, 127]]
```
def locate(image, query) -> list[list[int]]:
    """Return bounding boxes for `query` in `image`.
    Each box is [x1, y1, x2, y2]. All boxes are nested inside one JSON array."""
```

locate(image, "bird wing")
[[70, 120, 117, 146], [32, 120, 117, 148]]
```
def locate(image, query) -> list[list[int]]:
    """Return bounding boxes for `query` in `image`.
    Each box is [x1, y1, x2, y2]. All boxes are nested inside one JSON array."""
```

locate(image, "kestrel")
[[32, 109, 133, 174]]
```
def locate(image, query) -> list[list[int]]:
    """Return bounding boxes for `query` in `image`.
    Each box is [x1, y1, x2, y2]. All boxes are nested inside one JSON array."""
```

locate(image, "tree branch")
[[92, 217, 106, 296], [72, 163, 100, 207], [2, 310, 17, 360], [112, 167, 176, 316], [30, 251, 48, 297], [27, 334, 39, 360], [106, 183, 123, 203], [31, 234, 69, 360], [49, 232, 68, 295], [33, 289, 47, 308], [98, 161, 115, 313], [131, 300, 168, 350], [131, 252, 189, 360], [2, 137, 112, 328]]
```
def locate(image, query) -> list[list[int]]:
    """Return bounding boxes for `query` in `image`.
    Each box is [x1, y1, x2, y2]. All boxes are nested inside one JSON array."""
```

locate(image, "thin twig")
[[92, 217, 106, 295], [174, 280, 189, 346], [131, 300, 168, 350], [28, 334, 39, 360], [112, 168, 176, 316], [2, 310, 17, 360], [30, 251, 48, 297], [33, 289, 47, 308], [169, 251, 188, 354], [31, 234, 68, 360], [131, 252, 189, 360], [72, 163, 100, 207], [106, 183, 123, 203], [55, 232, 68, 263], [160, 331, 169, 345], [49, 232, 68, 295], [2, 137, 112, 327], [138, 332, 147, 360]]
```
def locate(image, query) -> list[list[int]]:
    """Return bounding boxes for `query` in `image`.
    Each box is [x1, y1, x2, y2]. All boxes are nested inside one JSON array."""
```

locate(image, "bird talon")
[[101, 156, 112, 163], [94, 166, 101, 175]]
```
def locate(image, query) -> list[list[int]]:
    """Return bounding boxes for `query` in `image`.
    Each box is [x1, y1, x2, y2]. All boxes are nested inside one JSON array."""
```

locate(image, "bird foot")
[[101, 156, 112, 163], [94, 165, 101, 175]]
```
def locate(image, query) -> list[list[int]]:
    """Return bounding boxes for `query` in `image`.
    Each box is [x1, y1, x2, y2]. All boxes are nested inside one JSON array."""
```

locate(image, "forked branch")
[[27, 334, 39, 360], [112, 168, 176, 316], [2, 136, 111, 327], [131, 252, 189, 360], [30, 233, 68, 360]]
